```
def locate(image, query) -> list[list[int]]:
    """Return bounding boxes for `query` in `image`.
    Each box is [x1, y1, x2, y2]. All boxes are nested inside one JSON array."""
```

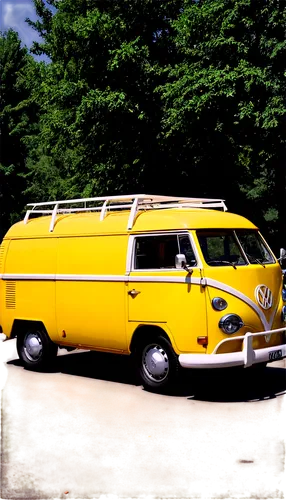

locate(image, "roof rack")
[[23, 194, 227, 232]]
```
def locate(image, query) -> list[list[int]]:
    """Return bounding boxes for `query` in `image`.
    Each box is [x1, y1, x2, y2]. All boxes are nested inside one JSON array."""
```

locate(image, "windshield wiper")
[[207, 259, 237, 269], [245, 254, 265, 268]]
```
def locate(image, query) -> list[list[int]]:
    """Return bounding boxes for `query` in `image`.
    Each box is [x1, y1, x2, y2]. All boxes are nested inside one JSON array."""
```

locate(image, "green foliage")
[[25, 0, 182, 202], [0, 29, 40, 237]]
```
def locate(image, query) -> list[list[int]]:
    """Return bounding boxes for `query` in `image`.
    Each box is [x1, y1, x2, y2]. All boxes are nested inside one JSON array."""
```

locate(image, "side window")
[[178, 235, 197, 266], [134, 234, 196, 270]]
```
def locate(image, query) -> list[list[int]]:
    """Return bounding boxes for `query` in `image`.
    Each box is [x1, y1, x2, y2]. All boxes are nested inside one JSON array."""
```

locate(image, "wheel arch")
[[11, 319, 48, 339], [129, 324, 173, 353]]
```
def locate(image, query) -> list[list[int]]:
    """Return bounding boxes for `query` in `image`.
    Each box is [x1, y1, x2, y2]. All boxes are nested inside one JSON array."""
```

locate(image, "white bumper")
[[179, 327, 286, 369]]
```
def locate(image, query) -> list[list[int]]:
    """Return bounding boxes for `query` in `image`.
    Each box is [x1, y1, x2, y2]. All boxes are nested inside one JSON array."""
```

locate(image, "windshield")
[[196, 229, 274, 267], [235, 230, 275, 264]]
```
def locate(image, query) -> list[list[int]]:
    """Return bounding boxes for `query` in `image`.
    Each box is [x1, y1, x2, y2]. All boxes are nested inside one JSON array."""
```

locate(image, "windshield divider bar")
[[233, 230, 249, 264]]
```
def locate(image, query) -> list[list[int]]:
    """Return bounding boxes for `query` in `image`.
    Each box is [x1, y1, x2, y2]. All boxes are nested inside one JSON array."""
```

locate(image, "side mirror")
[[175, 254, 193, 274], [278, 248, 286, 263], [175, 254, 186, 269]]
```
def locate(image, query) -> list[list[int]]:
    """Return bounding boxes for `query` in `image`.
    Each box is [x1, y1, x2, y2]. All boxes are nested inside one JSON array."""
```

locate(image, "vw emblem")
[[264, 333, 271, 343], [255, 285, 273, 310]]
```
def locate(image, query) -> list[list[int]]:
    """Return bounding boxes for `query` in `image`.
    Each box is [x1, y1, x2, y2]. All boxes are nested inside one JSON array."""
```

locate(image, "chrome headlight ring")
[[219, 314, 244, 334]]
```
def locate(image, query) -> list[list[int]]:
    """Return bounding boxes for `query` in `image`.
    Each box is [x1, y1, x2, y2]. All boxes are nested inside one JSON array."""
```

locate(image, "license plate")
[[269, 349, 282, 361]]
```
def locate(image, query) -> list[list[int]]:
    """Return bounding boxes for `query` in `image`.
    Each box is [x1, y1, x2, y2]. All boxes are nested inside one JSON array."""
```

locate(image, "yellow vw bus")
[[0, 194, 285, 392]]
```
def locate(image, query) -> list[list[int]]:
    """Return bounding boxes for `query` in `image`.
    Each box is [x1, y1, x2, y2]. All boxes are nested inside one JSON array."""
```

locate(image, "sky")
[[1, 0, 42, 49]]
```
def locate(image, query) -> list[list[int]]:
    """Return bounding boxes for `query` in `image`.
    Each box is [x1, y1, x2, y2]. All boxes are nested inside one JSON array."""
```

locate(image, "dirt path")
[[0, 351, 286, 500]]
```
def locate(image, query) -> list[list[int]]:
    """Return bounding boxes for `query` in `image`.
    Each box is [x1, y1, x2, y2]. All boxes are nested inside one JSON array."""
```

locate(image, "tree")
[[0, 29, 39, 237], [158, 0, 286, 251], [25, 0, 182, 201]]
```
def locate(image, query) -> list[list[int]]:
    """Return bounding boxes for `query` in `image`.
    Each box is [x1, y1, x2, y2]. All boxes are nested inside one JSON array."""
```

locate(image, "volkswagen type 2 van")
[[0, 194, 285, 393]]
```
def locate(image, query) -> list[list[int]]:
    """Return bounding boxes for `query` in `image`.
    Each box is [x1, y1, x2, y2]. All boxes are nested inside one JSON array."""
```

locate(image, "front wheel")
[[17, 327, 58, 370], [136, 335, 180, 393]]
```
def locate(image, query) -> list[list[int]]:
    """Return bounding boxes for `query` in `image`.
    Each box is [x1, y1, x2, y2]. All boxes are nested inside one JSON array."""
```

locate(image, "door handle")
[[128, 289, 141, 298]]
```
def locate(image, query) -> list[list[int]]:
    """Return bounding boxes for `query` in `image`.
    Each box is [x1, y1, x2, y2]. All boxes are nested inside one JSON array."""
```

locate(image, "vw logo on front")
[[255, 285, 273, 310]]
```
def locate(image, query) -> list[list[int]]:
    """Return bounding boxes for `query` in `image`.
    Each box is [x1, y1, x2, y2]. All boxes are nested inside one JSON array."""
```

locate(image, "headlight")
[[282, 288, 286, 302], [219, 314, 244, 334], [212, 297, 228, 311], [282, 306, 286, 323]]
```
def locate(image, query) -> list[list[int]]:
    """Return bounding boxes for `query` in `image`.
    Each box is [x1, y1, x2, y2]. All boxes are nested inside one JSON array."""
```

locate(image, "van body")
[[0, 194, 285, 392]]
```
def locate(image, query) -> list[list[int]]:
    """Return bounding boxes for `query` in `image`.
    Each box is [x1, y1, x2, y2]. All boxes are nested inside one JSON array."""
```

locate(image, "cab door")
[[127, 232, 207, 353]]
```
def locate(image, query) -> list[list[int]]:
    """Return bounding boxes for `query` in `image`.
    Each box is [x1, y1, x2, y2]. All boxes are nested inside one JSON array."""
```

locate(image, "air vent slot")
[[6, 281, 16, 309], [0, 244, 5, 271]]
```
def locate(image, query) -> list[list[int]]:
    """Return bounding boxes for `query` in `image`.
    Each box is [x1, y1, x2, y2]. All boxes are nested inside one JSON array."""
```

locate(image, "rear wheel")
[[17, 327, 58, 370], [136, 335, 180, 393]]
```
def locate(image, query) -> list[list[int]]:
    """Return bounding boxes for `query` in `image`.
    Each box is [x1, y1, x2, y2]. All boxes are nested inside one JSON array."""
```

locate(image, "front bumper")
[[179, 327, 286, 369]]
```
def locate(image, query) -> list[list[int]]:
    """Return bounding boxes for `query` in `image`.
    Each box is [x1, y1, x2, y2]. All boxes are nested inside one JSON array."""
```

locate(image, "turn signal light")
[[212, 297, 228, 311], [197, 336, 208, 347]]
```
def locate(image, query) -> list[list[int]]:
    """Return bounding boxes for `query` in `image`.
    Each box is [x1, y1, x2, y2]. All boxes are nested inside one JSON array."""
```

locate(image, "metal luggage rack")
[[23, 194, 227, 232]]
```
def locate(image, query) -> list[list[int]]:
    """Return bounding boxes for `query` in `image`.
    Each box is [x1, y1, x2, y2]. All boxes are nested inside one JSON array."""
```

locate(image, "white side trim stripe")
[[128, 275, 198, 284], [0, 273, 199, 284], [1, 273, 56, 281], [0, 273, 127, 282]]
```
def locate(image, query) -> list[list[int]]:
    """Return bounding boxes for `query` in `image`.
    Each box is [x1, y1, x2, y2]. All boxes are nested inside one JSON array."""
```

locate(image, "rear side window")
[[134, 234, 196, 270]]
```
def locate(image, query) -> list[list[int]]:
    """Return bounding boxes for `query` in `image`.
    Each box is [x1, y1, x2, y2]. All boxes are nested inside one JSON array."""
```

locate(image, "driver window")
[[134, 234, 196, 269], [178, 235, 197, 266]]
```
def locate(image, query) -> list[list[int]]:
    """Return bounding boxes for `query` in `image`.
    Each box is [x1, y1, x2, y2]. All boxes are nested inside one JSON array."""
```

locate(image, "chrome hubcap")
[[142, 344, 169, 382], [23, 333, 43, 362]]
